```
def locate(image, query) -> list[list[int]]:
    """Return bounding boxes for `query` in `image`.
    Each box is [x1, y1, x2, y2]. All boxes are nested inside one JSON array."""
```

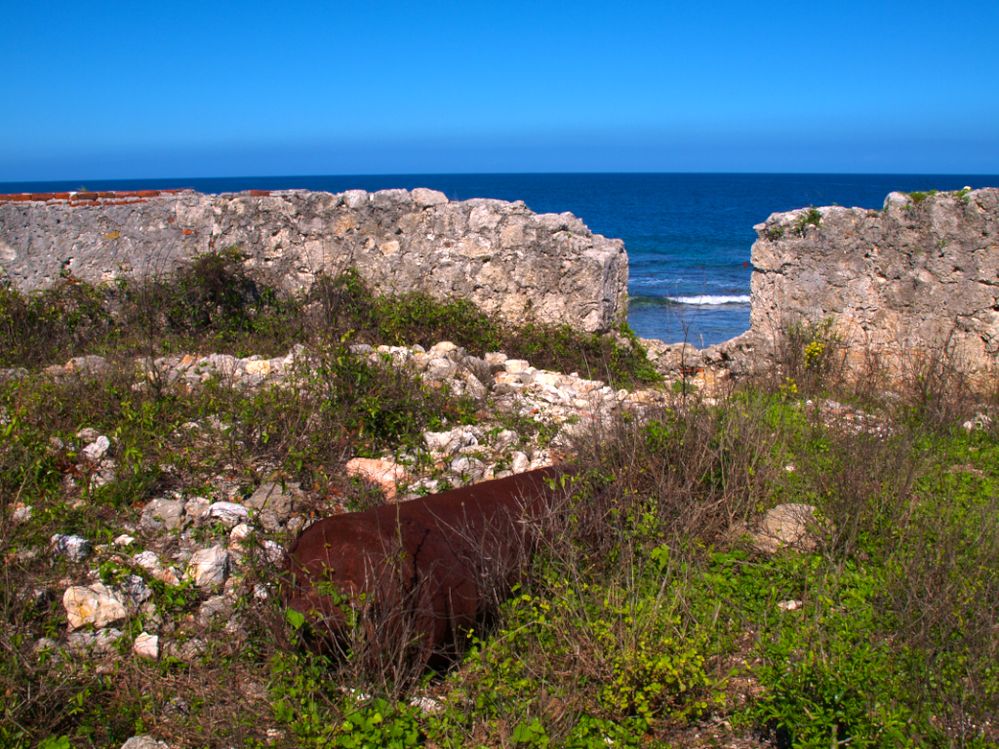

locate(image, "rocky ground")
[[4, 333, 995, 749]]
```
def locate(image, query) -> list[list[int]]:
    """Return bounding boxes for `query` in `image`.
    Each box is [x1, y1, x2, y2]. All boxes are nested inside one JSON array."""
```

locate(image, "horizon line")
[[2, 169, 999, 186]]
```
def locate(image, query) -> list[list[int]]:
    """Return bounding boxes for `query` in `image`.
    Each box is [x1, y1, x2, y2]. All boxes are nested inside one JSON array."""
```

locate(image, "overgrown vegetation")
[[908, 189, 939, 204], [0, 252, 659, 389], [1, 253, 996, 747], [793, 207, 822, 236]]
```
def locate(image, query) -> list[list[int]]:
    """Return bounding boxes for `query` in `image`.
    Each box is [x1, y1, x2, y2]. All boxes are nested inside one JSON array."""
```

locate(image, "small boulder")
[[345, 457, 409, 501], [63, 583, 128, 630], [120, 736, 170, 749], [186, 546, 229, 588], [245, 481, 300, 525], [207, 501, 249, 528], [140, 498, 185, 532], [67, 627, 123, 655], [50, 534, 92, 563], [133, 632, 159, 659], [80, 435, 111, 463], [183, 496, 211, 522], [10, 502, 32, 525], [752, 503, 825, 555]]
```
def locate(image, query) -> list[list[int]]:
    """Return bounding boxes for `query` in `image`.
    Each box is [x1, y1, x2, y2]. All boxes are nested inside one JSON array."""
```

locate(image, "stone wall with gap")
[[0, 188, 629, 334]]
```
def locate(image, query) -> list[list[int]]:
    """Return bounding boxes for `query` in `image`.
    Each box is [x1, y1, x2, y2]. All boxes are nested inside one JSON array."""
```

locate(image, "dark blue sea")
[[3, 173, 996, 346]]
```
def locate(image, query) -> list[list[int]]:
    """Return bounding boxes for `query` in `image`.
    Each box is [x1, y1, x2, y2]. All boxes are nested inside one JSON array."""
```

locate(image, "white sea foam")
[[667, 294, 751, 306]]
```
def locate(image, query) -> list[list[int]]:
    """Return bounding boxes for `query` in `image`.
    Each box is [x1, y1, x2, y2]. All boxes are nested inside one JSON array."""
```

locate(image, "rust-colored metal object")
[[283, 467, 567, 667]]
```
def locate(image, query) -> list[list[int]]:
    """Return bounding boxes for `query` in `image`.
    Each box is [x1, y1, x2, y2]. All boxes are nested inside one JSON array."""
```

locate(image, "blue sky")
[[2, 0, 997, 180]]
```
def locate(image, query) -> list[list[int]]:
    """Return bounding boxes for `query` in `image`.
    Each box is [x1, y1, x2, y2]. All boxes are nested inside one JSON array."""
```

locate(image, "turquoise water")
[[3, 173, 995, 345]]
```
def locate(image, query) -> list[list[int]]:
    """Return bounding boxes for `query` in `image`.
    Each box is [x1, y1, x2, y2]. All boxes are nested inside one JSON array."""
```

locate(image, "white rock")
[[63, 583, 128, 630], [511, 452, 531, 474], [484, 351, 508, 371], [504, 359, 531, 374], [778, 599, 803, 611], [186, 546, 230, 588], [425, 357, 457, 380], [50, 534, 92, 562], [120, 735, 170, 749], [76, 427, 100, 443], [11, 502, 32, 524], [262, 540, 286, 565], [132, 550, 162, 574], [753, 503, 825, 555], [140, 498, 185, 532], [81, 435, 111, 463], [229, 522, 253, 547], [183, 496, 211, 521], [114, 534, 135, 547], [67, 627, 123, 654], [208, 501, 249, 528], [429, 341, 459, 356], [133, 632, 159, 659], [451, 455, 486, 479], [409, 695, 444, 714], [120, 575, 152, 606]]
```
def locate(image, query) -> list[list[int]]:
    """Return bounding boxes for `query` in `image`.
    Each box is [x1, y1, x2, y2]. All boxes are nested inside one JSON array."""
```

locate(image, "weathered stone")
[[186, 546, 230, 588], [503, 359, 531, 375], [183, 496, 211, 521], [120, 575, 152, 607], [133, 632, 159, 659], [0, 189, 628, 333], [63, 583, 128, 630], [197, 594, 234, 626], [120, 735, 170, 749], [80, 435, 110, 463], [10, 502, 32, 524], [162, 638, 206, 663], [750, 189, 999, 386], [425, 357, 457, 380], [424, 426, 480, 455], [50, 534, 91, 562], [207, 501, 249, 528], [245, 481, 300, 521], [64, 354, 109, 376], [229, 522, 253, 550], [752, 503, 825, 555], [67, 627, 123, 654], [140, 498, 185, 532], [345, 457, 409, 501]]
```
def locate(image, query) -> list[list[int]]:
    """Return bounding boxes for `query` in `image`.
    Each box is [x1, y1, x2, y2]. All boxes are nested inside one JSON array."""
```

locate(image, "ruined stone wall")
[[0, 188, 629, 333], [750, 188, 998, 383]]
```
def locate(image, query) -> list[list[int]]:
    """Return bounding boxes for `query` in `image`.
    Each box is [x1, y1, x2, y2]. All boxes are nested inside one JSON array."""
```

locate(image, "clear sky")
[[2, 0, 997, 180]]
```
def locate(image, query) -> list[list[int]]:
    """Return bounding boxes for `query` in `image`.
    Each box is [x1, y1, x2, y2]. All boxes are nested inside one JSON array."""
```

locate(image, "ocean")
[[2, 173, 996, 346]]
